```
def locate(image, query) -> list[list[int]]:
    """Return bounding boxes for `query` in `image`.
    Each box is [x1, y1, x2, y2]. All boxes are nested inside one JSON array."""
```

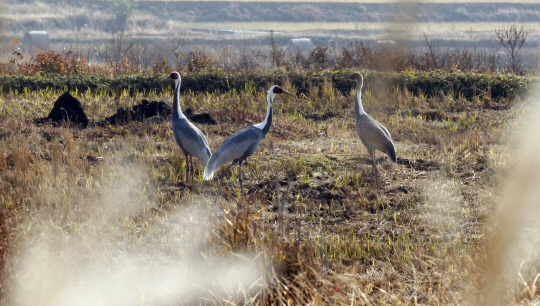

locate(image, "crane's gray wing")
[[377, 121, 392, 139], [173, 119, 212, 165], [204, 127, 262, 180], [356, 115, 396, 161]]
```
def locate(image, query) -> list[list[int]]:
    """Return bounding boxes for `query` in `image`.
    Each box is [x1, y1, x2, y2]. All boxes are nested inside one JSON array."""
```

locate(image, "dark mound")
[[96, 99, 172, 126], [185, 108, 217, 125], [34, 92, 89, 128]]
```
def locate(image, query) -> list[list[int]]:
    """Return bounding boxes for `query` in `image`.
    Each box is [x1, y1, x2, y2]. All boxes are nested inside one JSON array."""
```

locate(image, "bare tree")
[[494, 24, 528, 74], [268, 30, 285, 67], [167, 32, 188, 70], [423, 33, 438, 70]]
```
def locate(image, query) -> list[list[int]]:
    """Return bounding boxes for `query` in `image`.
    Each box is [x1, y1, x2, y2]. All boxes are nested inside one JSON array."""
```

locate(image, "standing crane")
[[204, 85, 295, 205], [165, 72, 212, 187], [346, 72, 396, 190]]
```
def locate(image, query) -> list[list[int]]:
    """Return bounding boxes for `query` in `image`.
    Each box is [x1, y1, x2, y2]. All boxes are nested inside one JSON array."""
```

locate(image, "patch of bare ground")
[[0, 85, 531, 305]]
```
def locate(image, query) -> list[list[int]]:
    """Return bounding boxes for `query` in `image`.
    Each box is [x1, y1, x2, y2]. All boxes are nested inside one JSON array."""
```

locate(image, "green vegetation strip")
[[1, 70, 537, 101]]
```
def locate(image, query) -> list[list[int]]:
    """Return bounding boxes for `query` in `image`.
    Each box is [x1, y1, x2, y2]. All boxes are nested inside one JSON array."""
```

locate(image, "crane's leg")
[[184, 153, 190, 186], [190, 156, 195, 188], [370, 150, 379, 191], [238, 161, 244, 209], [214, 162, 236, 204]]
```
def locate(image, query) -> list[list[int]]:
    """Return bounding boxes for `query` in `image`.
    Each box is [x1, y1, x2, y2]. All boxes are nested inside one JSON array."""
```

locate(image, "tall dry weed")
[[479, 89, 540, 304]]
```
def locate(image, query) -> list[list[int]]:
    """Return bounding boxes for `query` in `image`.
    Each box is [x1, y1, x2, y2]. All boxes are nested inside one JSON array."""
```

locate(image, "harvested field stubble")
[[0, 79, 535, 305]]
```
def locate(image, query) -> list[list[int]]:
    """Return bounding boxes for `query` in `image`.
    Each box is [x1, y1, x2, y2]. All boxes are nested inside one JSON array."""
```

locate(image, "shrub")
[[0, 70, 535, 102]]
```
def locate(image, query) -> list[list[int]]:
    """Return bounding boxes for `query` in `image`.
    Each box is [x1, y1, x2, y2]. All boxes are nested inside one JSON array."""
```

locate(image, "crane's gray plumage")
[[203, 126, 262, 180], [166, 71, 212, 187], [347, 72, 396, 189], [204, 85, 295, 204]]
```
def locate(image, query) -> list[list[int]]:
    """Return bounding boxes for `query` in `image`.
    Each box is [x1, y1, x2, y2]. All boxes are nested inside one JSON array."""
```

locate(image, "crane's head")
[[346, 72, 363, 88], [268, 85, 296, 100], [163, 71, 181, 82]]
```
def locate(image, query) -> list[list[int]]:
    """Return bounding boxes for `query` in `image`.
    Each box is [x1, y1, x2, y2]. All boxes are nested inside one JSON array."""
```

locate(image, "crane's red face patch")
[[170, 73, 179, 80], [273, 86, 283, 94]]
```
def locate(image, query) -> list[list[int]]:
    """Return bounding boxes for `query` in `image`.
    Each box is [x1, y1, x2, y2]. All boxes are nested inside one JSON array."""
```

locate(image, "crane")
[[165, 71, 212, 188], [203, 85, 295, 205], [346, 72, 396, 190]]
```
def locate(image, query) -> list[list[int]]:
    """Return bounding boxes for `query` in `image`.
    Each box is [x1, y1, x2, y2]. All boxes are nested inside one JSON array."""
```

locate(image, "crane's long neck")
[[172, 80, 187, 121], [354, 83, 366, 119], [253, 93, 273, 136]]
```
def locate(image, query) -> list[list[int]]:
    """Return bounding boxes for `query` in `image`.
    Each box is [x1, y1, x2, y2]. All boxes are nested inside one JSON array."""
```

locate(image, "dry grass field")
[[2, 76, 539, 304], [3, 1, 540, 304]]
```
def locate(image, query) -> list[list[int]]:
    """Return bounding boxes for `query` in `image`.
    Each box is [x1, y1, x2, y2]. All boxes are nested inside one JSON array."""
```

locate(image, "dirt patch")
[[386, 185, 418, 195], [485, 104, 512, 111], [397, 157, 441, 171], [34, 92, 89, 128]]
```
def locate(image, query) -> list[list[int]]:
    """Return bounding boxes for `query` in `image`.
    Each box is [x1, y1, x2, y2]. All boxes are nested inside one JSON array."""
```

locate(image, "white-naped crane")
[[204, 85, 295, 205], [346, 72, 396, 190], [165, 71, 212, 187]]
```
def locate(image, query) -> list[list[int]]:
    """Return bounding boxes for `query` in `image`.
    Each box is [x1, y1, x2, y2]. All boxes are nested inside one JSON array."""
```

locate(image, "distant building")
[[287, 38, 314, 55], [376, 39, 397, 51], [24, 31, 50, 53]]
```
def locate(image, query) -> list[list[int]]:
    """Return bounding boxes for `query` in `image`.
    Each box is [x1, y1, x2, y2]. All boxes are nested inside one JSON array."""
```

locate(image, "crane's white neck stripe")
[[253, 92, 274, 130], [174, 80, 187, 120], [355, 89, 367, 116], [177, 108, 187, 120]]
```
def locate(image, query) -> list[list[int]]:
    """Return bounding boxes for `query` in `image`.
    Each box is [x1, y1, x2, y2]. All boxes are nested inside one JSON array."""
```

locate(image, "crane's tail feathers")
[[203, 152, 223, 180], [386, 141, 397, 163], [203, 160, 216, 180]]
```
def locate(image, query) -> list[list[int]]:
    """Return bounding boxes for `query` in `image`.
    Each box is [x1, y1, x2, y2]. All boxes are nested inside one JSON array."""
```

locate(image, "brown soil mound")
[[96, 99, 172, 126], [34, 92, 89, 128], [185, 108, 217, 125]]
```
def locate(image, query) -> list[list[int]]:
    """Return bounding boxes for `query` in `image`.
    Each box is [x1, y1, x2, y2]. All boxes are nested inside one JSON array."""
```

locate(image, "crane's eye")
[[170, 73, 178, 79], [273, 86, 283, 94]]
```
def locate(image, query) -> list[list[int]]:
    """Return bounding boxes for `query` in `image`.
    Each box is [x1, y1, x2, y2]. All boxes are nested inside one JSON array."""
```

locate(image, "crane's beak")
[[162, 75, 171, 81], [282, 89, 296, 98]]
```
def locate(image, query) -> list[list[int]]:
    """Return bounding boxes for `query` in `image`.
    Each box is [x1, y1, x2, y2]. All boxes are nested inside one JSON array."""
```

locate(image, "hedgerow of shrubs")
[[0, 69, 537, 101]]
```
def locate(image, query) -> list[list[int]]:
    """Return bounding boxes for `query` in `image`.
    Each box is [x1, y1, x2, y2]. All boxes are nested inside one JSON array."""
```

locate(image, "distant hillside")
[[135, 1, 540, 23], [8, 1, 540, 33]]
